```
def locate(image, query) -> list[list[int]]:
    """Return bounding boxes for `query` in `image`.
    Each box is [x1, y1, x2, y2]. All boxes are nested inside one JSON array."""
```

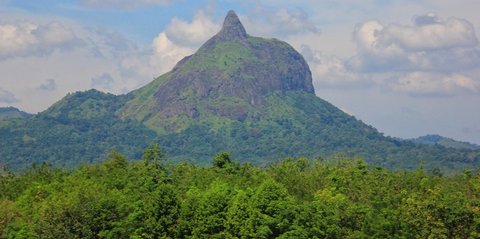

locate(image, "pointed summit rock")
[[201, 10, 248, 48], [217, 10, 247, 41]]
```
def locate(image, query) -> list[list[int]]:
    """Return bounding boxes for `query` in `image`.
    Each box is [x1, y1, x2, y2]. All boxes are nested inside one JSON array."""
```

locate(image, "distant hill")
[[0, 90, 157, 170], [1, 11, 479, 172], [411, 134, 480, 150], [0, 107, 30, 120]]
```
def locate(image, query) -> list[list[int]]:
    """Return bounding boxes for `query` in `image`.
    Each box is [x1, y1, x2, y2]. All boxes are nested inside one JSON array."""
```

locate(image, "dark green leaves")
[[2, 155, 480, 238]]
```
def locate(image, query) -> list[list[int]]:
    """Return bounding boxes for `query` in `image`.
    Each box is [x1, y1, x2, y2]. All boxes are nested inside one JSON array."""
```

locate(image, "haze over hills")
[[411, 134, 480, 150], [1, 11, 479, 172]]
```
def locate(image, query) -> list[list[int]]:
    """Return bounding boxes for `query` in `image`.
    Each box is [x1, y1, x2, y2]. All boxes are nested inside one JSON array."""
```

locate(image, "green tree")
[[142, 143, 165, 166], [212, 152, 232, 169], [251, 179, 296, 237]]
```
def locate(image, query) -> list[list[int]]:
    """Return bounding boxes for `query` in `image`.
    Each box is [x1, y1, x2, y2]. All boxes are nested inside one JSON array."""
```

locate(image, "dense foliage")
[[412, 134, 480, 150], [1, 148, 479, 238], [0, 107, 30, 120], [0, 90, 157, 170]]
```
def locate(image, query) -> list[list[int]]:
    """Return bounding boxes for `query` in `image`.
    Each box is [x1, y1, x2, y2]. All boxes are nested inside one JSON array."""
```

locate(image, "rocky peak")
[[201, 10, 248, 48], [217, 10, 247, 41], [121, 10, 315, 125]]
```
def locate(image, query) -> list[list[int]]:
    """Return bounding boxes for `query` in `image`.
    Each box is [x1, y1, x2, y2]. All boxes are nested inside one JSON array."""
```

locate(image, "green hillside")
[[0, 107, 30, 120], [151, 92, 480, 171], [0, 90, 157, 170], [412, 135, 480, 150]]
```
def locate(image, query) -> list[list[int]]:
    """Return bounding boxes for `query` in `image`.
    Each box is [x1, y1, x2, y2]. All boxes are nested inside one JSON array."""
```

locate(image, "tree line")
[[1, 145, 479, 238]]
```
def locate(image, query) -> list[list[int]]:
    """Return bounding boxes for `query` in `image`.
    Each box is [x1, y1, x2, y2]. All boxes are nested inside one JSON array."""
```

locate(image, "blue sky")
[[1, 0, 480, 144]]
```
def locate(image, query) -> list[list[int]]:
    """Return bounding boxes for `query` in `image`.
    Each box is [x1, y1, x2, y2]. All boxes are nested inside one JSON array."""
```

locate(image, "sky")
[[0, 0, 479, 145]]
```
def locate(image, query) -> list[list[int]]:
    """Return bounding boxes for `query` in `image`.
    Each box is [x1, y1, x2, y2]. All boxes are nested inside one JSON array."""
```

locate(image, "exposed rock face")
[[211, 10, 247, 43], [120, 10, 315, 129]]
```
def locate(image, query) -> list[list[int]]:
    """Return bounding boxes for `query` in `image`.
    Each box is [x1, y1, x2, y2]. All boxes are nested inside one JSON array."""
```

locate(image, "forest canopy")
[[1, 147, 479, 238]]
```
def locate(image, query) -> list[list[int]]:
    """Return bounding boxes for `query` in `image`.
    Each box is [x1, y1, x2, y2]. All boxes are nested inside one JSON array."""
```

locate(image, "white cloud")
[[121, 8, 220, 80], [165, 9, 219, 47], [0, 21, 83, 59], [85, 27, 138, 58], [349, 14, 479, 72], [150, 32, 194, 71], [383, 14, 477, 51], [335, 13, 480, 96], [240, 7, 320, 38], [89, 8, 225, 90], [265, 8, 319, 35], [391, 72, 480, 96], [300, 45, 367, 89], [37, 79, 57, 91], [0, 88, 18, 103], [79, 0, 172, 9]]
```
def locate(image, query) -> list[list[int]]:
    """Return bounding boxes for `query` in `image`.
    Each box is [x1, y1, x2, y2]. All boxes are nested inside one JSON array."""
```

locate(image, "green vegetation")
[[152, 92, 480, 172], [119, 73, 172, 122], [1, 90, 480, 173], [0, 90, 157, 171], [412, 134, 480, 150], [1, 150, 480, 238], [189, 41, 258, 77], [0, 107, 30, 120]]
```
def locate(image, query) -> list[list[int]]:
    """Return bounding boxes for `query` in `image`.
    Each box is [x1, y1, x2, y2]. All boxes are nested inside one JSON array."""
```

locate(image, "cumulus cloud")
[[389, 14, 477, 50], [0, 21, 83, 60], [119, 32, 195, 86], [80, 0, 171, 9], [152, 32, 193, 62], [265, 8, 320, 35], [340, 13, 480, 96], [165, 9, 219, 47], [301, 45, 367, 89], [121, 8, 219, 80], [349, 13, 479, 72], [86, 27, 138, 58], [37, 79, 57, 91], [0, 88, 18, 103], [240, 7, 320, 37], [390, 72, 480, 96]]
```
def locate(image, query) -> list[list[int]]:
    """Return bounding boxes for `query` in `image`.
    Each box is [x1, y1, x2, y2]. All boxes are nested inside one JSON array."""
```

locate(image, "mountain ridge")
[[411, 134, 480, 150], [0, 107, 31, 120]]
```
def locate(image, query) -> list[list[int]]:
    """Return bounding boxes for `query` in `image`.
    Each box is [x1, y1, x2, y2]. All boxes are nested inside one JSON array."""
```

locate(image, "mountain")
[[0, 107, 30, 120], [1, 10, 479, 172], [119, 10, 314, 132], [412, 134, 480, 150]]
